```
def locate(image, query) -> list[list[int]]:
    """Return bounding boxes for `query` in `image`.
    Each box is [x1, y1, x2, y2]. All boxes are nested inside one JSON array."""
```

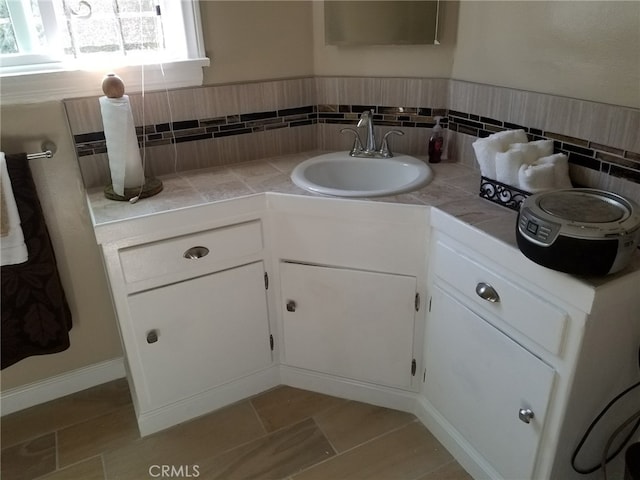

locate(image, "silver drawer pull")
[[519, 408, 535, 424], [475, 282, 500, 303], [183, 246, 209, 260]]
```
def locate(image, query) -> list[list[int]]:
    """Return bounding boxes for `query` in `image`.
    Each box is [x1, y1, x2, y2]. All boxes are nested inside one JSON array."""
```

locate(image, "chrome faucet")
[[341, 109, 405, 158], [357, 110, 377, 154]]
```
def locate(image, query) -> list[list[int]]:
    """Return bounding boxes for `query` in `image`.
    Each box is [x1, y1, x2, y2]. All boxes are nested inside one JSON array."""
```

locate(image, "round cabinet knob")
[[475, 282, 500, 303], [518, 408, 535, 424], [183, 246, 209, 260], [286, 300, 297, 312], [146, 330, 159, 344]]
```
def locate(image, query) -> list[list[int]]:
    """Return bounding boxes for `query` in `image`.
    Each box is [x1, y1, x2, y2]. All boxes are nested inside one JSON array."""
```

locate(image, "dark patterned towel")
[[1, 153, 72, 369]]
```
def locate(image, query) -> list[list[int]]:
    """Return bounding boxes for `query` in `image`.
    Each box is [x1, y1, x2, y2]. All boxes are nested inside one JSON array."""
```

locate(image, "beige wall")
[[0, 102, 123, 390], [200, 1, 314, 85], [312, 1, 458, 78], [1, 0, 638, 392], [452, 1, 640, 108], [311, 0, 639, 108]]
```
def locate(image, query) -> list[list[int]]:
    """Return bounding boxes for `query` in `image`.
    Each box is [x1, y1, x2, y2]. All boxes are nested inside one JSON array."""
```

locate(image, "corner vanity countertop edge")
[[85, 151, 640, 308]]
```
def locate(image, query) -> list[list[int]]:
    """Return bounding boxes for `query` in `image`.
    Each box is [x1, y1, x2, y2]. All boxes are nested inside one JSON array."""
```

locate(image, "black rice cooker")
[[516, 189, 640, 276]]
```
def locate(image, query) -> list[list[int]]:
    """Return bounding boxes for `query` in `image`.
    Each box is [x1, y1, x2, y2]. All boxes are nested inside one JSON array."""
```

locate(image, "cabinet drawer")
[[120, 220, 263, 284], [433, 239, 567, 356]]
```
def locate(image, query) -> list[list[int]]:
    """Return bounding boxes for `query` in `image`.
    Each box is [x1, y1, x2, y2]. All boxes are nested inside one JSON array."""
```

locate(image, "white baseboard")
[[280, 365, 419, 415], [137, 366, 280, 436], [1, 357, 126, 416]]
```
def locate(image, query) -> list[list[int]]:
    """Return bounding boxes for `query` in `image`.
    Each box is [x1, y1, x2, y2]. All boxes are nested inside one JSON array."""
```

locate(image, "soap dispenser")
[[428, 117, 444, 164]]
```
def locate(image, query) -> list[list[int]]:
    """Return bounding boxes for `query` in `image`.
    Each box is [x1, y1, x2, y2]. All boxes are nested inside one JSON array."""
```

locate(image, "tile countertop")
[[86, 150, 515, 236], [85, 150, 640, 281]]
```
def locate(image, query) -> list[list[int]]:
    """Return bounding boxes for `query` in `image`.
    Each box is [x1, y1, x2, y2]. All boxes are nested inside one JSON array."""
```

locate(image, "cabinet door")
[[424, 286, 555, 480], [128, 262, 272, 410], [280, 262, 417, 389]]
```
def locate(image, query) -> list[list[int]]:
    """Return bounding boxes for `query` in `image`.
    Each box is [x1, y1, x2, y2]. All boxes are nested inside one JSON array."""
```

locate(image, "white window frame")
[[0, 0, 210, 105]]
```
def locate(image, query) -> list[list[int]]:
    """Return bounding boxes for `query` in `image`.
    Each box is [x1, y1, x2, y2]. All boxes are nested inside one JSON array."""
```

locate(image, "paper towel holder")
[[102, 73, 163, 202]]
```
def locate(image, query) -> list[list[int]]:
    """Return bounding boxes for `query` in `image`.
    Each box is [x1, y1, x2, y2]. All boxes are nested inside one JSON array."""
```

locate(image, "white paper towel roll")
[[99, 95, 144, 196]]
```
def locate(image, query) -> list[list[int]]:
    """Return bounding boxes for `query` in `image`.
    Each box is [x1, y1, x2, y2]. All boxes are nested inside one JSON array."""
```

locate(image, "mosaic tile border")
[[72, 104, 449, 157], [447, 111, 640, 184], [71, 102, 640, 186], [73, 105, 318, 157]]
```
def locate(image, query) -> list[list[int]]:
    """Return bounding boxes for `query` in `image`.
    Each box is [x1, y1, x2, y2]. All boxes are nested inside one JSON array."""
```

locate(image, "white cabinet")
[[99, 209, 277, 435], [92, 188, 640, 476], [423, 227, 565, 479], [279, 262, 419, 389], [421, 209, 640, 480], [425, 285, 555, 480], [128, 261, 272, 411], [270, 195, 429, 399]]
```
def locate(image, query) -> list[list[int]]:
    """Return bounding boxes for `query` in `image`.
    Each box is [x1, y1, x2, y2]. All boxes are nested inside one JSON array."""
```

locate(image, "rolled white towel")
[[495, 149, 528, 187], [491, 129, 529, 149], [519, 162, 557, 193], [508, 139, 554, 164], [472, 129, 528, 179], [537, 153, 573, 188], [472, 139, 499, 179]]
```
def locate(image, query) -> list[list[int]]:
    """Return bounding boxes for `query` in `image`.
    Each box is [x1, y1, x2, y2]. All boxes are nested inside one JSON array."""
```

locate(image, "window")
[[0, 0, 209, 104]]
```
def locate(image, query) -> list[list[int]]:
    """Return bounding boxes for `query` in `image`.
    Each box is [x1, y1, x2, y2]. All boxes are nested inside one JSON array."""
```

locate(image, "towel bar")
[[26, 141, 56, 161]]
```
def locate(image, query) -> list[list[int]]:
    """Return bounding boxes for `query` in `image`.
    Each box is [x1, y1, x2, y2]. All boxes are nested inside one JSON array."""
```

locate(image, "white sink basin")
[[291, 152, 433, 197]]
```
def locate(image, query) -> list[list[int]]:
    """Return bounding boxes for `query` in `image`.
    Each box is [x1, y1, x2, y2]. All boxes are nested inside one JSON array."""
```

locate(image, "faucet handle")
[[340, 128, 364, 156], [357, 109, 376, 129], [380, 130, 405, 158]]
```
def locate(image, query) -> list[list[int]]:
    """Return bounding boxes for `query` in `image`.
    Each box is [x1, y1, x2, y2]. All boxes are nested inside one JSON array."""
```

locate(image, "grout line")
[[334, 417, 419, 457], [28, 430, 59, 480], [247, 399, 269, 436], [408, 458, 467, 480], [310, 397, 348, 421], [136, 401, 275, 476], [32, 454, 108, 480], [270, 417, 341, 478], [0, 431, 54, 455], [55, 430, 59, 471], [179, 174, 213, 204], [101, 454, 108, 480], [294, 415, 420, 477], [197, 412, 328, 475], [309, 416, 339, 457]]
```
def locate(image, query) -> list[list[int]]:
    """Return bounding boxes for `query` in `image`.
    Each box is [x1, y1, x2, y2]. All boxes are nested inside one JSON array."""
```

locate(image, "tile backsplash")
[[73, 104, 449, 159], [63, 77, 640, 202], [73, 106, 319, 158], [447, 111, 640, 184]]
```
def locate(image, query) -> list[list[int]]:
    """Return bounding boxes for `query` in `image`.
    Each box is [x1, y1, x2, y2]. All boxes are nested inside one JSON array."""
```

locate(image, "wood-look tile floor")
[[1, 379, 472, 480]]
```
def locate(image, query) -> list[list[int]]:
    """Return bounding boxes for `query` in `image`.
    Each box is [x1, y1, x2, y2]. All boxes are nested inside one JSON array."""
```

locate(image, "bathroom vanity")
[[420, 209, 640, 480], [89, 156, 640, 480]]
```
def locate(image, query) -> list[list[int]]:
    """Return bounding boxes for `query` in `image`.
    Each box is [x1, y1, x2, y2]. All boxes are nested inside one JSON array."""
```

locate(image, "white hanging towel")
[[0, 152, 28, 266], [99, 95, 145, 196]]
